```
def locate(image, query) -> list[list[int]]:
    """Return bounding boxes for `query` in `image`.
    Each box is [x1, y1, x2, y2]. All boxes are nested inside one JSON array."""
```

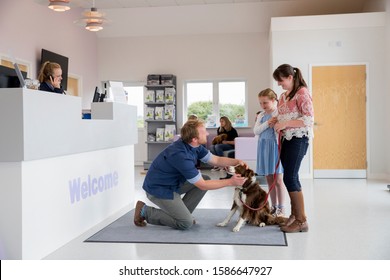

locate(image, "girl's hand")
[[268, 117, 278, 127], [274, 121, 287, 133]]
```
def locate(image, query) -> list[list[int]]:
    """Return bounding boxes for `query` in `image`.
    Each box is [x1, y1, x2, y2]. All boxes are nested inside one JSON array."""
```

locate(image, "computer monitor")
[[13, 63, 26, 88], [92, 86, 100, 102], [99, 91, 106, 102], [0, 64, 27, 88]]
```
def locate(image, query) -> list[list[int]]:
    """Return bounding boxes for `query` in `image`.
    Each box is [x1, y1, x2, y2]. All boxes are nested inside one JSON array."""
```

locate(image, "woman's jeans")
[[280, 136, 309, 192], [210, 144, 234, 157]]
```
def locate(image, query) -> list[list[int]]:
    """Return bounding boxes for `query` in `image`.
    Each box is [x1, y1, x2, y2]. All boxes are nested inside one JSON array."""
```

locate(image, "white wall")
[[0, 0, 99, 109], [386, 1, 390, 178], [98, 32, 269, 129], [271, 12, 387, 179]]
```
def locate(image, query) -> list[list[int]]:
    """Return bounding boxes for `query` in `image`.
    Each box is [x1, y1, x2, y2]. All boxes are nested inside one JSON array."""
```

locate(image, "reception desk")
[[0, 88, 138, 259]]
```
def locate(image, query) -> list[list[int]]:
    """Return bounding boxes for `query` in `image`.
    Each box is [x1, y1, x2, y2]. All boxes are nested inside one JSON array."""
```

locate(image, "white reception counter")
[[0, 88, 138, 259]]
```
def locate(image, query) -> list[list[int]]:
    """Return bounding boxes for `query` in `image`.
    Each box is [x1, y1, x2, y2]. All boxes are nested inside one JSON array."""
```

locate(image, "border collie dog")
[[217, 165, 287, 232]]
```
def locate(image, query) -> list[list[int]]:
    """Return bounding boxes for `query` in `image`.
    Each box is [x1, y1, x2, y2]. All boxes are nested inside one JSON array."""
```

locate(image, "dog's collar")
[[240, 177, 257, 191]]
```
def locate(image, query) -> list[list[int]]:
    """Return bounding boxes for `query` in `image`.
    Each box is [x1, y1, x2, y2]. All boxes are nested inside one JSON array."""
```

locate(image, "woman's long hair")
[[273, 64, 307, 100], [219, 116, 233, 132], [37, 61, 61, 83]]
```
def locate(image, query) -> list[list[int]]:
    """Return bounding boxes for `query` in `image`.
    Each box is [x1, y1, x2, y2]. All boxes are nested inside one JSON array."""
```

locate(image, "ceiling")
[[53, 0, 303, 9], [39, 0, 384, 37], [52, 0, 379, 10]]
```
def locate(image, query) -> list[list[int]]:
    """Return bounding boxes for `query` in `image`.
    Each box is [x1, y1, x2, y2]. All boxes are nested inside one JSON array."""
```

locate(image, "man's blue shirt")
[[143, 139, 211, 199]]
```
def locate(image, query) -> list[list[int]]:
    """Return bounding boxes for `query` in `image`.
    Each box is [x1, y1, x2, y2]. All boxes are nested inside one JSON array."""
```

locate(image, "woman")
[[273, 64, 314, 233], [209, 116, 238, 158], [38, 61, 65, 94]]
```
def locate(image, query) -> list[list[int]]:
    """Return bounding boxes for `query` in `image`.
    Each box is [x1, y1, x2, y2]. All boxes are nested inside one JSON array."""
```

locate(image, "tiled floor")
[[45, 166, 390, 260]]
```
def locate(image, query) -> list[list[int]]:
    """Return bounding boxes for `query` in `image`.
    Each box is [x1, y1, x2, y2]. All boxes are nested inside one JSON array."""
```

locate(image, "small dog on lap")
[[212, 133, 228, 145], [217, 165, 287, 232]]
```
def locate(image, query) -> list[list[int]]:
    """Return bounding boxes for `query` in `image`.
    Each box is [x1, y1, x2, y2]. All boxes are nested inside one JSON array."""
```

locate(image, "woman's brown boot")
[[279, 215, 295, 227], [279, 191, 295, 227], [281, 219, 308, 233], [281, 191, 308, 233]]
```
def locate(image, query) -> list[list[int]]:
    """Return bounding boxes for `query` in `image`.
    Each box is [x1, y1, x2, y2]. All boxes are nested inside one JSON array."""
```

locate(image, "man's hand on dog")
[[227, 173, 247, 186], [236, 160, 248, 168]]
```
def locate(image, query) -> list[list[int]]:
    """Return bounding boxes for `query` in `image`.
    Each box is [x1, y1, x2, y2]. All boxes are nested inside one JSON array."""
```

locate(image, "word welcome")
[[69, 171, 119, 204]]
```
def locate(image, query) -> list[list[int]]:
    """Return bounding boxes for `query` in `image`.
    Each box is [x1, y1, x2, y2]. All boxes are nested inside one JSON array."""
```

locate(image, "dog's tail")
[[264, 215, 288, 225]]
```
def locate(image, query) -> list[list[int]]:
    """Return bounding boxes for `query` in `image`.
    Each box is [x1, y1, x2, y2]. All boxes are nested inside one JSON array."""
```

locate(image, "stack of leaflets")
[[164, 88, 176, 104], [164, 124, 176, 142], [156, 128, 165, 142], [155, 107, 164, 120], [145, 90, 155, 103], [155, 90, 165, 103], [164, 105, 175, 121], [145, 107, 155, 120]]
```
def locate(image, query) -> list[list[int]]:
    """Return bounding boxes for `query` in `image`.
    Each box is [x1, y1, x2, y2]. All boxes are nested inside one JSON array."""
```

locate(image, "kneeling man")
[[134, 119, 247, 230]]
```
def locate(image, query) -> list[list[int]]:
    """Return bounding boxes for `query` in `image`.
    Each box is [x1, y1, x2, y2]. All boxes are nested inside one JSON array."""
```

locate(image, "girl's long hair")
[[258, 88, 278, 101]]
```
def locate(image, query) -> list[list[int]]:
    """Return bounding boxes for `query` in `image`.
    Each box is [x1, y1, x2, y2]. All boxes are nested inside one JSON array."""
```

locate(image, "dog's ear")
[[235, 165, 245, 174], [244, 168, 255, 178]]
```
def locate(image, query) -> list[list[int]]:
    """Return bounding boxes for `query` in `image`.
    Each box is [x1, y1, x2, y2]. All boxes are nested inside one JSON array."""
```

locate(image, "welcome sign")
[[69, 172, 119, 204], [16, 146, 134, 259]]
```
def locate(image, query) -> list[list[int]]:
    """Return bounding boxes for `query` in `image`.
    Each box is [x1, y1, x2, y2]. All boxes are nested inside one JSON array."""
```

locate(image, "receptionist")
[[37, 61, 65, 94]]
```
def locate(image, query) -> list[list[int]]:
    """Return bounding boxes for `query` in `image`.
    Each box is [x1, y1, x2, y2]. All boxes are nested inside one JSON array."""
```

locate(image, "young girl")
[[273, 64, 314, 233], [254, 88, 287, 217]]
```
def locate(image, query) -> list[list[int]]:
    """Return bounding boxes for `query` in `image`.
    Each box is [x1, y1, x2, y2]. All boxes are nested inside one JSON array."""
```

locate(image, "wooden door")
[[312, 65, 366, 178], [67, 76, 79, 96]]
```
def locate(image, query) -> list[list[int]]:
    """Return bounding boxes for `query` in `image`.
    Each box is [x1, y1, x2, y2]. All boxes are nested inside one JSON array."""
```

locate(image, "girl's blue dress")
[[256, 113, 283, 176]]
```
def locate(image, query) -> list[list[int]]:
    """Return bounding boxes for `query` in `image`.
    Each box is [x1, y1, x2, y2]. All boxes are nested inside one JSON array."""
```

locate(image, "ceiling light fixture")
[[48, 0, 71, 12], [75, 1, 108, 32], [85, 21, 104, 32]]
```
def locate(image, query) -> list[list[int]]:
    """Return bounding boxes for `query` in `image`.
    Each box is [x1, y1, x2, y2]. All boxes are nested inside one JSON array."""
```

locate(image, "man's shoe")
[[134, 201, 146, 227]]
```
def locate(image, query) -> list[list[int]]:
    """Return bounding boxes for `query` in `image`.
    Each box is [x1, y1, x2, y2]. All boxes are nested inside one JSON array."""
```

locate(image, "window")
[[123, 84, 144, 128], [184, 80, 247, 127]]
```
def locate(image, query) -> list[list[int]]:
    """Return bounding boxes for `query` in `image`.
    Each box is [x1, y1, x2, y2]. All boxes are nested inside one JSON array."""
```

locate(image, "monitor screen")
[[14, 63, 26, 88], [92, 86, 100, 102], [0, 64, 27, 88], [41, 49, 69, 90]]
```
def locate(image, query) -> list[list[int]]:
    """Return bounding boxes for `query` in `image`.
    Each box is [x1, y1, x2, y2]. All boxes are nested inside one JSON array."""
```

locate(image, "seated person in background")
[[210, 116, 238, 158], [187, 114, 198, 121], [38, 61, 65, 94]]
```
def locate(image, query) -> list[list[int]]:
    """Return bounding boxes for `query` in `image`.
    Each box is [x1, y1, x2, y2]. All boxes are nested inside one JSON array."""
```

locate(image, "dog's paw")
[[258, 222, 266, 227], [232, 226, 241, 232], [217, 222, 228, 227]]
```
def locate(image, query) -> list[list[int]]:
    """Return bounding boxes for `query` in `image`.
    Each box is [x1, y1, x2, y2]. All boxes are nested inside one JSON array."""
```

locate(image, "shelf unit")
[[143, 75, 177, 169]]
